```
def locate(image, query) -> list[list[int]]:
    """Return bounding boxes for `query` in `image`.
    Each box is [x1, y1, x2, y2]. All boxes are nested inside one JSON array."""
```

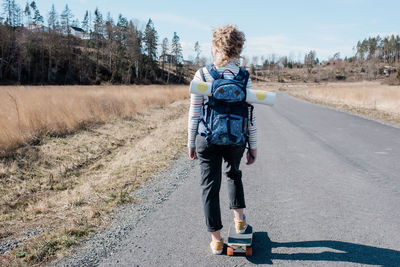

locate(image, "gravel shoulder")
[[54, 152, 195, 266]]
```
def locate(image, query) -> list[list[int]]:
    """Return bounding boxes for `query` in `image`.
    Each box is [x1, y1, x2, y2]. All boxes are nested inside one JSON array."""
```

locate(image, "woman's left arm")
[[188, 70, 204, 159]]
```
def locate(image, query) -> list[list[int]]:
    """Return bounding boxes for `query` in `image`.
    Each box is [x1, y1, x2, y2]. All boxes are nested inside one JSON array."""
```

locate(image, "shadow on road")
[[248, 232, 400, 266]]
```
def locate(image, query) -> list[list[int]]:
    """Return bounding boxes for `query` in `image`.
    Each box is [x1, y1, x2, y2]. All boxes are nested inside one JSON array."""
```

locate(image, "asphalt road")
[[99, 92, 400, 266]]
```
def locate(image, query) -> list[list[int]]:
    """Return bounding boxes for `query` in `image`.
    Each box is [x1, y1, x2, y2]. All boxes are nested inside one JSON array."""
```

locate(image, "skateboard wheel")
[[246, 247, 252, 257], [227, 247, 234, 256]]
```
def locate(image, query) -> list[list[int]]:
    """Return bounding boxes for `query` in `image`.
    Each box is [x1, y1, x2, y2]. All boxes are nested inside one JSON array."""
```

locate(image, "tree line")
[[0, 0, 186, 84], [355, 35, 400, 63], [249, 34, 400, 73]]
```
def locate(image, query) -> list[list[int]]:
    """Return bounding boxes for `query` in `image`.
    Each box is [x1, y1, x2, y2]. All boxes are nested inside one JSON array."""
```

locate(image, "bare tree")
[[126, 20, 142, 83], [60, 4, 73, 82], [160, 37, 168, 78], [93, 7, 104, 83]]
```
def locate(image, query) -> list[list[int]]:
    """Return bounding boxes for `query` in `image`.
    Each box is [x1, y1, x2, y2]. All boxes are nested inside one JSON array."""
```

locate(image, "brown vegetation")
[[0, 85, 187, 155], [252, 62, 400, 83], [0, 85, 189, 266], [288, 81, 400, 125]]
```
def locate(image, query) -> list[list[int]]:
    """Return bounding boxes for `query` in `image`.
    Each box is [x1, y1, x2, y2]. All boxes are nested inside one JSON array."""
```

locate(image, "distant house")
[[383, 65, 397, 77], [70, 26, 86, 39], [163, 54, 176, 64], [28, 23, 49, 32], [254, 64, 263, 70]]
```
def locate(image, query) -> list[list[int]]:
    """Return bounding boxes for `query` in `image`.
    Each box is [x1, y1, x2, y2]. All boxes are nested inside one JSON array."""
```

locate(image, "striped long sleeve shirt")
[[187, 62, 257, 148]]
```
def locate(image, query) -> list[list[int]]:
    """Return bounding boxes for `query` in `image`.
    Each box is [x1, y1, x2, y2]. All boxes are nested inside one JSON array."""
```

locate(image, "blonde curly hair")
[[212, 24, 245, 66]]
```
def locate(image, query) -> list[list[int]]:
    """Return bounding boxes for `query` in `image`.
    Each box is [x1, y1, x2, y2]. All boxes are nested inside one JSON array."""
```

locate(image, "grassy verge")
[[0, 85, 187, 155], [0, 91, 189, 266], [287, 81, 400, 126]]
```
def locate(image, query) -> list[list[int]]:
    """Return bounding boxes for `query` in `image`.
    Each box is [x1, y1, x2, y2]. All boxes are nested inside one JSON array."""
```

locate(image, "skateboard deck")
[[227, 222, 253, 256]]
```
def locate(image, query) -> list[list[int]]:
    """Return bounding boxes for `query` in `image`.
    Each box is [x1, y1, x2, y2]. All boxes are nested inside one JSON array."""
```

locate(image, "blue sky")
[[12, 0, 400, 63]]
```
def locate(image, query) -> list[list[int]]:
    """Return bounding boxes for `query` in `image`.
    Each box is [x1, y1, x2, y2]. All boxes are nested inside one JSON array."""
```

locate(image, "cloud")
[[312, 23, 359, 32], [176, 33, 354, 62], [139, 12, 211, 31], [367, 32, 399, 38], [243, 34, 354, 60], [370, 18, 378, 25], [243, 34, 308, 56], [180, 41, 212, 61]]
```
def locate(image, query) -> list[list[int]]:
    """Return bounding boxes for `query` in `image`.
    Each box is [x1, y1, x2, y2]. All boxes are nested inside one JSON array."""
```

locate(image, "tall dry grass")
[[0, 85, 188, 154], [290, 81, 400, 114]]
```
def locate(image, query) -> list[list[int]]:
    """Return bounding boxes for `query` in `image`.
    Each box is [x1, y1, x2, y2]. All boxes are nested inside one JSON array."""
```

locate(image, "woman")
[[187, 24, 257, 255]]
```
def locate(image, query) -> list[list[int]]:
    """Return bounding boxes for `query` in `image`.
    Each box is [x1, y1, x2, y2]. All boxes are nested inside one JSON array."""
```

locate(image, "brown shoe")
[[234, 214, 248, 234], [210, 238, 224, 255]]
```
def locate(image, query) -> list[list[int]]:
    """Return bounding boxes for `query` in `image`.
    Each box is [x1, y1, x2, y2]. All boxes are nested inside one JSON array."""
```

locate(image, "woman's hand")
[[246, 148, 257, 165], [188, 147, 198, 160]]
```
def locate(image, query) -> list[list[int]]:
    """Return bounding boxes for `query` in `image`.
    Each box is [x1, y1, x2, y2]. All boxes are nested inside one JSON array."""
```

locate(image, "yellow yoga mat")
[[189, 80, 276, 105]]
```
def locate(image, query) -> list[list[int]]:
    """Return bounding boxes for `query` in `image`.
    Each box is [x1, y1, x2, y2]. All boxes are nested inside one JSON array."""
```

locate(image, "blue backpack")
[[198, 64, 254, 146]]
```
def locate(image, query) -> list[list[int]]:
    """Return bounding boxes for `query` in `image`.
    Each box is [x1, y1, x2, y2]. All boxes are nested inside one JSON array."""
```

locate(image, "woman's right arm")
[[246, 76, 257, 165]]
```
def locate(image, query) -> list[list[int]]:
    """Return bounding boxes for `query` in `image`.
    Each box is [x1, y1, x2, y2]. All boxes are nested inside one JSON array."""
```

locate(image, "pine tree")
[[81, 10, 90, 38], [24, 1, 31, 26], [72, 19, 80, 28], [143, 18, 158, 61], [3, 0, 13, 26], [143, 18, 158, 80], [47, 4, 57, 31], [105, 13, 115, 74], [13, 3, 21, 26], [3, 0, 19, 26], [30, 1, 43, 25], [194, 41, 201, 65], [60, 4, 74, 82], [46, 4, 58, 82], [171, 31, 183, 72], [112, 14, 128, 82], [60, 4, 73, 35]]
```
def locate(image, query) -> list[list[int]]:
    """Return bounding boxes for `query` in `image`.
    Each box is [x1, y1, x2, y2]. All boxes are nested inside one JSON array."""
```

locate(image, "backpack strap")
[[248, 103, 254, 126], [199, 67, 212, 143], [221, 69, 235, 79], [205, 64, 221, 80], [199, 68, 206, 82], [235, 68, 250, 84], [234, 67, 250, 99], [239, 68, 253, 158]]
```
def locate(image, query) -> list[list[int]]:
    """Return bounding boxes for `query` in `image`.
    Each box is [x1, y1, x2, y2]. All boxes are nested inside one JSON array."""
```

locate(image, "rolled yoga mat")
[[190, 80, 276, 105]]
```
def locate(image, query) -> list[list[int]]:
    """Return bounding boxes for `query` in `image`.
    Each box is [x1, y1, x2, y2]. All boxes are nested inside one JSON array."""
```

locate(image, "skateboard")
[[227, 222, 253, 256]]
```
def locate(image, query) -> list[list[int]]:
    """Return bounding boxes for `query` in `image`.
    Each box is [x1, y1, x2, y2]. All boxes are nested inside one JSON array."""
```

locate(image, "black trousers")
[[195, 135, 246, 232]]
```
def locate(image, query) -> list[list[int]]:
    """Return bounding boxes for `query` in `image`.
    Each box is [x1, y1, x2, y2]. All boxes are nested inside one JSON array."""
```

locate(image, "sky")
[[11, 0, 400, 63]]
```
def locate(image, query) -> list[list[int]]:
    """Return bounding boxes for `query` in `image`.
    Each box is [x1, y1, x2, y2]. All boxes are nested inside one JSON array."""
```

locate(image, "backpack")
[[198, 63, 254, 146]]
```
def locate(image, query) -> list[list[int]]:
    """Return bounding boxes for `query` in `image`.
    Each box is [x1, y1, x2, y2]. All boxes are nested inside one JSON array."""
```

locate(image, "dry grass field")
[[0, 85, 187, 155], [288, 81, 400, 125], [0, 85, 189, 266]]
